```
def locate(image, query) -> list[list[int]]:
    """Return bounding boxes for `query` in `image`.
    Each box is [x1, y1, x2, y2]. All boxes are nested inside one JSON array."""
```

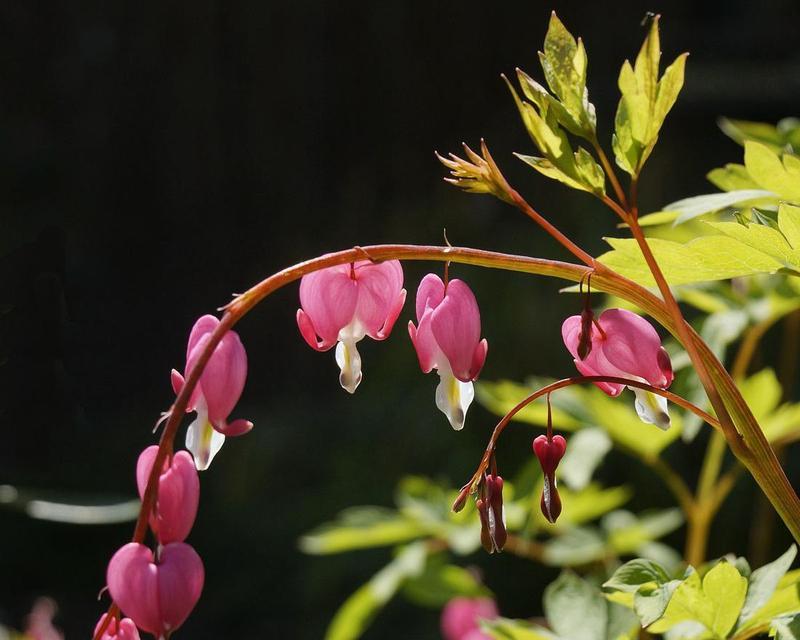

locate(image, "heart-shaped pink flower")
[[107, 542, 204, 637], [136, 446, 200, 544]]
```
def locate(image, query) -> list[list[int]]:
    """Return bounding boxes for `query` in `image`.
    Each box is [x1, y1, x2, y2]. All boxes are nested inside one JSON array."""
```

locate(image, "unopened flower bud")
[[533, 434, 567, 524], [452, 483, 471, 513], [577, 307, 594, 360], [477, 473, 506, 553]]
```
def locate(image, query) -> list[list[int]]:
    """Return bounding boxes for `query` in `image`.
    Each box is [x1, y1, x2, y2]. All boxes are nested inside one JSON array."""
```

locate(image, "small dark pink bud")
[[477, 473, 506, 553], [452, 484, 471, 513], [533, 435, 567, 524], [532, 435, 567, 475], [577, 308, 594, 360]]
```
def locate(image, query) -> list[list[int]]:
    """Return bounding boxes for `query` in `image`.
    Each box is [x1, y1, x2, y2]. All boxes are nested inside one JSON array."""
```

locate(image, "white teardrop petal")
[[435, 371, 474, 431], [630, 387, 671, 430], [186, 403, 226, 470], [335, 338, 363, 394]]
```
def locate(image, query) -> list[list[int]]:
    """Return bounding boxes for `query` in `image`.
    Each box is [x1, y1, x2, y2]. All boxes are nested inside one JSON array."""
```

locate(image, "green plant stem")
[[464, 374, 720, 492], [591, 139, 629, 210], [624, 215, 800, 550]]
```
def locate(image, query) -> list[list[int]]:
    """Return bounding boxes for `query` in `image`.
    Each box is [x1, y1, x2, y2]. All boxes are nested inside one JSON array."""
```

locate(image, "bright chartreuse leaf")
[[707, 163, 761, 191], [744, 141, 800, 201], [506, 14, 605, 196], [603, 557, 682, 627], [325, 542, 427, 640], [602, 509, 684, 557], [738, 546, 798, 627], [299, 506, 427, 554], [719, 117, 800, 153], [779, 203, 800, 248], [648, 562, 747, 637], [612, 16, 688, 176], [538, 12, 596, 136], [598, 235, 791, 285], [739, 369, 782, 420], [669, 190, 775, 225], [401, 557, 491, 608]]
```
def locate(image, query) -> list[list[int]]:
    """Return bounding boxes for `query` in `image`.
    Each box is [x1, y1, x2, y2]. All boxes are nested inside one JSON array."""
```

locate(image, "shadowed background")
[[1, 0, 799, 637]]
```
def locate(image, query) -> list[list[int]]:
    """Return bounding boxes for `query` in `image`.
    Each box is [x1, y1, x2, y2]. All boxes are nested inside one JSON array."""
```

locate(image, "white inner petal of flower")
[[630, 386, 671, 430], [434, 368, 474, 431], [185, 399, 226, 470], [335, 336, 363, 394]]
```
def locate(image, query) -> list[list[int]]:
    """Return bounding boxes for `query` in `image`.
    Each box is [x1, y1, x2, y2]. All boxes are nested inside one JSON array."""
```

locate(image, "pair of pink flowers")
[[103, 446, 203, 638], [297, 260, 487, 430]]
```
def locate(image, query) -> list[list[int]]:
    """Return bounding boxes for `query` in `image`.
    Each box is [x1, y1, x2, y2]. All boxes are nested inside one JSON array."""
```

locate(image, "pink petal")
[[136, 447, 200, 545], [107, 544, 161, 636], [597, 309, 670, 388], [441, 597, 499, 640], [408, 311, 440, 374], [573, 357, 625, 396], [93, 615, 140, 640], [296, 309, 329, 351], [170, 369, 185, 396], [430, 279, 483, 382], [469, 338, 488, 381], [186, 315, 220, 362], [199, 329, 248, 426], [156, 543, 204, 633], [414, 273, 445, 322], [298, 265, 359, 347], [216, 418, 254, 437], [561, 315, 585, 360], [353, 260, 406, 339]]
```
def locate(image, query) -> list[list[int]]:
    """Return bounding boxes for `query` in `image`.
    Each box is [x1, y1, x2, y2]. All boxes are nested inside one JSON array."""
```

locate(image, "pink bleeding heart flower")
[[441, 597, 498, 640], [562, 308, 674, 428], [24, 597, 63, 640], [136, 446, 200, 544], [408, 274, 488, 430], [476, 472, 506, 553], [93, 615, 140, 640], [171, 314, 252, 470], [532, 434, 567, 523], [297, 260, 406, 393], [107, 542, 204, 638]]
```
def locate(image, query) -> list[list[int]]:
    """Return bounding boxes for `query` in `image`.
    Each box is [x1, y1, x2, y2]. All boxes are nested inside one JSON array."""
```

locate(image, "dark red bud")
[[540, 474, 562, 523], [532, 434, 567, 476], [452, 484, 471, 513], [577, 308, 594, 360], [476, 498, 494, 553], [476, 474, 507, 554]]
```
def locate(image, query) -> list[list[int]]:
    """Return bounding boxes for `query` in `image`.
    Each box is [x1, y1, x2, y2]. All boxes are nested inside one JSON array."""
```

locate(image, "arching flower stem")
[[462, 375, 721, 494]]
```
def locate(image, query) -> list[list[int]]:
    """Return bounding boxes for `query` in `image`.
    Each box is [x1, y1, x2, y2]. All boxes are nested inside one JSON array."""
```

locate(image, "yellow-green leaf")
[[707, 163, 761, 191], [779, 203, 800, 249], [744, 141, 800, 201]]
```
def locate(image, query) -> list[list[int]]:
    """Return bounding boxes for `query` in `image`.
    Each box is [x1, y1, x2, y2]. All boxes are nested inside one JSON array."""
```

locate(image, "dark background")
[[1, 1, 799, 637]]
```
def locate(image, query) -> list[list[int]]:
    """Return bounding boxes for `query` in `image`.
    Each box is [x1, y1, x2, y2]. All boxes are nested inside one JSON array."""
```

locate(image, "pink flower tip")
[[441, 597, 499, 640], [136, 446, 200, 544], [93, 614, 140, 640]]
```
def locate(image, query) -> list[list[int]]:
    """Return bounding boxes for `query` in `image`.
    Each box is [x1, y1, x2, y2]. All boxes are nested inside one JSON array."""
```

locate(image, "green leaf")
[[482, 617, 558, 640], [538, 12, 596, 135], [402, 558, 490, 608], [545, 572, 608, 640], [534, 483, 632, 532], [612, 17, 687, 176], [739, 369, 783, 421], [667, 190, 775, 225], [299, 507, 426, 554], [603, 509, 684, 556], [719, 117, 793, 151], [745, 569, 800, 626], [648, 562, 747, 637], [707, 163, 761, 191], [634, 580, 682, 627], [771, 614, 800, 640], [325, 542, 427, 640], [779, 203, 800, 249], [744, 141, 800, 201], [604, 558, 671, 593], [558, 427, 612, 491], [598, 235, 788, 285], [542, 527, 607, 566], [739, 546, 798, 625], [706, 220, 800, 267]]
